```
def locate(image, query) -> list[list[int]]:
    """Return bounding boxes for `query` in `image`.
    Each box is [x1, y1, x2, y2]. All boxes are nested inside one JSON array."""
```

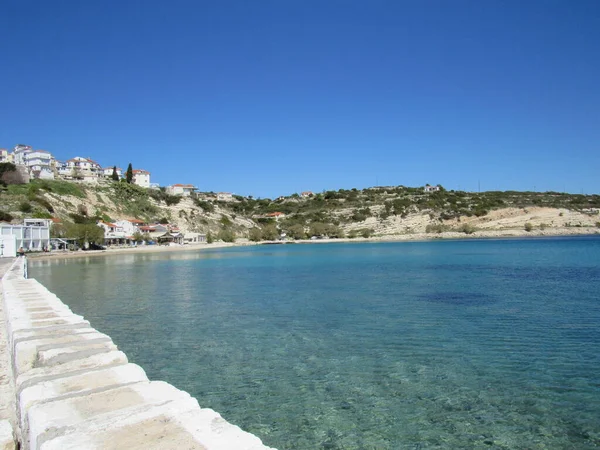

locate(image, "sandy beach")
[[26, 226, 599, 261]]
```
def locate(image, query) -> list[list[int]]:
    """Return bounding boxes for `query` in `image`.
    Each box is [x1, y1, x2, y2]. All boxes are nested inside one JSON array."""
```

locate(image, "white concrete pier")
[[1, 258, 275, 450]]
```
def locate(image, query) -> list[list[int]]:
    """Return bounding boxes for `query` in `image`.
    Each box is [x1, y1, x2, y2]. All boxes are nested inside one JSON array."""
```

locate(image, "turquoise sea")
[[30, 237, 600, 449]]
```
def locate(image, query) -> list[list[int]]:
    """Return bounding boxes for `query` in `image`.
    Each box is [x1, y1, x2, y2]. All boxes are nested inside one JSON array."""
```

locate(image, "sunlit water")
[[30, 238, 600, 449]]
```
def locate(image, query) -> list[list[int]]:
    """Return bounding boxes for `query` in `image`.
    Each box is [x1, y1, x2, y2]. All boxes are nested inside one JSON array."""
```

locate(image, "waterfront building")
[[97, 220, 130, 245], [0, 220, 50, 252]]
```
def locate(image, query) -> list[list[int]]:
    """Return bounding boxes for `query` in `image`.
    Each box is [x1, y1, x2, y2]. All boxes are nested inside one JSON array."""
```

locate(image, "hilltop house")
[[132, 169, 151, 188], [167, 184, 196, 196], [301, 191, 313, 198], [217, 192, 233, 202], [59, 157, 102, 182], [103, 167, 122, 178], [6, 145, 56, 180], [24, 150, 56, 180], [424, 184, 440, 193]]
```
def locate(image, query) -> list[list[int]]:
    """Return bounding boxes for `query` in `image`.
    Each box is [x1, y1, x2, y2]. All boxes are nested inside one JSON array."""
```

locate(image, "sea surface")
[[30, 237, 600, 449]]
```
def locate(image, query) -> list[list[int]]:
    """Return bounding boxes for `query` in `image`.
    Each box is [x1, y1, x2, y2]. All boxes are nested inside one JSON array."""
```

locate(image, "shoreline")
[[27, 226, 599, 261]]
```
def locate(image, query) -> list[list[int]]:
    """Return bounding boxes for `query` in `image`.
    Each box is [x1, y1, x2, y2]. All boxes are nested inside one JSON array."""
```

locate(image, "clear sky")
[[1, 1, 599, 198]]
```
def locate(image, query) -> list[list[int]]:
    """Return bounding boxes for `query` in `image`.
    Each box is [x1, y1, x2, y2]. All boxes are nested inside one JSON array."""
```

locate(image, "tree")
[[206, 231, 214, 244], [217, 229, 236, 242], [126, 163, 133, 184], [111, 166, 119, 181], [249, 228, 262, 242], [286, 224, 306, 240], [261, 224, 279, 240]]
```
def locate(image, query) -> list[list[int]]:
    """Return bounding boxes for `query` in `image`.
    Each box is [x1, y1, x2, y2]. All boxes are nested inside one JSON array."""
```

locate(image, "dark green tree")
[[111, 166, 119, 181], [126, 163, 133, 184]]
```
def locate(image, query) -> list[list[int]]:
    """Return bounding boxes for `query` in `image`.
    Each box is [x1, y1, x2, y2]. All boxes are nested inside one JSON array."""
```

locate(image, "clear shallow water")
[[30, 238, 600, 449]]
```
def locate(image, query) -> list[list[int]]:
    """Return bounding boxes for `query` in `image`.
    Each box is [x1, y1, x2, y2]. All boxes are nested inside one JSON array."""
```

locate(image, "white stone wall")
[[0, 258, 276, 450]]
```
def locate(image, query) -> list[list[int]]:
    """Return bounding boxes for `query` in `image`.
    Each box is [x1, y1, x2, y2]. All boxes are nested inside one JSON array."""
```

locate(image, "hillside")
[[1, 178, 599, 242]]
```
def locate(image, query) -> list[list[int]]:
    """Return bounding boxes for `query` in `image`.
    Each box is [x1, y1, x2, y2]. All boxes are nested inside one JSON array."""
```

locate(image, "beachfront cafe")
[[155, 231, 184, 245]]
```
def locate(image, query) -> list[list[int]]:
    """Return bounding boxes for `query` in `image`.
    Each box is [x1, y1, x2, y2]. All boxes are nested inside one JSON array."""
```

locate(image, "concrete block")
[[16, 351, 128, 393], [29, 381, 195, 450], [35, 340, 118, 369], [0, 420, 14, 450], [19, 363, 148, 416], [14, 331, 114, 375]]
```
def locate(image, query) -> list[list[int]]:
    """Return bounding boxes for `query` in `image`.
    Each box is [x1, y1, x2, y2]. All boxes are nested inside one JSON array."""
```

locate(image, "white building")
[[0, 148, 9, 163], [183, 232, 207, 244], [217, 192, 233, 202], [167, 184, 196, 196], [132, 169, 150, 188], [424, 184, 440, 193], [97, 220, 130, 245], [0, 222, 50, 252], [12, 144, 32, 165], [103, 167, 122, 178], [59, 157, 103, 182], [24, 150, 55, 180], [7, 145, 56, 179], [114, 219, 145, 236]]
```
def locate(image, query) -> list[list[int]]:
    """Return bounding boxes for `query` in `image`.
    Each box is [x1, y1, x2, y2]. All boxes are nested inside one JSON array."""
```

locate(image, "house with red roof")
[[132, 169, 151, 188], [58, 156, 102, 182], [166, 184, 197, 196]]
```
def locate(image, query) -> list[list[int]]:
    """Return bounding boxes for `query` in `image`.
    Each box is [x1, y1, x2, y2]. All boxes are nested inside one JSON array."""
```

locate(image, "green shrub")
[[193, 198, 215, 212], [425, 223, 449, 234], [286, 224, 306, 240], [261, 224, 279, 240], [524, 222, 533, 232], [457, 223, 476, 234], [359, 228, 374, 238], [206, 231, 214, 243], [220, 215, 233, 226], [32, 211, 53, 219], [0, 211, 14, 222], [164, 195, 181, 206], [217, 229, 236, 242], [249, 228, 262, 242], [19, 202, 33, 213]]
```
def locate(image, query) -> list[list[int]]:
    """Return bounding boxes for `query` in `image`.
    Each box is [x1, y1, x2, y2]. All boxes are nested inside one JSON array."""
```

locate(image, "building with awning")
[[155, 231, 184, 245]]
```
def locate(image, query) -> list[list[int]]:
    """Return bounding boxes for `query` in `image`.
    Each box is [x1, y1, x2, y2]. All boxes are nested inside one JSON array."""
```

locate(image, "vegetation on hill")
[[1, 178, 599, 243]]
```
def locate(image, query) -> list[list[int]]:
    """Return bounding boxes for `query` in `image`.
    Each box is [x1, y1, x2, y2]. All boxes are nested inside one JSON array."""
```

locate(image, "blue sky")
[[2, 1, 599, 198]]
